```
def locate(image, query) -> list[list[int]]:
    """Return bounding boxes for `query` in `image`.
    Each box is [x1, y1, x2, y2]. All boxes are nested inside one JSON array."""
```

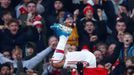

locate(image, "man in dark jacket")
[[0, 19, 38, 53]]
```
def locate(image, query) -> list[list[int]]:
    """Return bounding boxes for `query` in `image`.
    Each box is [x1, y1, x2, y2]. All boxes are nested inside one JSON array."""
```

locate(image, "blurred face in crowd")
[[117, 31, 124, 42], [0, 66, 10, 75], [97, 44, 107, 55], [2, 12, 12, 24], [84, 21, 95, 34], [3, 51, 11, 59], [0, 0, 11, 8], [8, 22, 19, 35], [123, 34, 133, 45], [126, 59, 132, 67], [54, 1, 63, 10], [58, 11, 65, 18], [94, 50, 103, 63], [12, 47, 22, 60], [58, 11, 65, 24], [107, 44, 116, 55], [26, 48, 34, 56], [27, 3, 36, 14], [48, 36, 58, 49], [85, 10, 93, 19], [116, 21, 126, 33]]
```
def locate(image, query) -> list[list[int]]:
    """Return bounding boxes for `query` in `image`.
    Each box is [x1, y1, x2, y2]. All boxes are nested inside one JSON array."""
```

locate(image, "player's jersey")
[[63, 49, 96, 68]]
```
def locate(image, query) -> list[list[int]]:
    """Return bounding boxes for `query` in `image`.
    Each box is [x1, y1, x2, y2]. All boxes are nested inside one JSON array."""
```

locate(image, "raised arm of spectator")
[[102, 0, 117, 31], [0, 53, 13, 64], [96, 8, 107, 42], [24, 47, 52, 69]]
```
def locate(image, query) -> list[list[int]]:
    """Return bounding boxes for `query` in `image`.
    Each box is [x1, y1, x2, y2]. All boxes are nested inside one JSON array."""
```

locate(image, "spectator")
[[0, 0, 16, 25], [93, 50, 103, 64], [111, 33, 134, 75], [16, 0, 45, 18], [126, 57, 134, 75], [18, 1, 47, 51], [0, 19, 38, 52], [1, 11, 13, 29], [106, 18, 127, 44], [102, 0, 117, 32], [0, 43, 53, 74], [25, 42, 44, 75], [42, 35, 61, 75], [47, 0, 65, 25], [79, 19, 107, 51], [120, 33, 134, 61], [96, 42, 108, 56], [106, 43, 117, 57], [25, 42, 36, 60], [0, 62, 13, 75], [46, 0, 66, 37], [2, 51, 11, 59]]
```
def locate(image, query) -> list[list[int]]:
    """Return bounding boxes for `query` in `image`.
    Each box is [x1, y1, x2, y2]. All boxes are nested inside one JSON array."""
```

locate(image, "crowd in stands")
[[0, 0, 134, 75]]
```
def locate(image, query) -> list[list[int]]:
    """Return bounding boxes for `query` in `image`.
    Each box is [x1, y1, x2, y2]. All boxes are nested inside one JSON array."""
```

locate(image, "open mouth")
[[13, 29, 17, 32], [125, 39, 130, 42], [88, 29, 92, 32]]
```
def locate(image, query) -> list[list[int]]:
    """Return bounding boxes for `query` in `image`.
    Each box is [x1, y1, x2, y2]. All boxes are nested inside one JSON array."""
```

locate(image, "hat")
[[83, 4, 94, 15]]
